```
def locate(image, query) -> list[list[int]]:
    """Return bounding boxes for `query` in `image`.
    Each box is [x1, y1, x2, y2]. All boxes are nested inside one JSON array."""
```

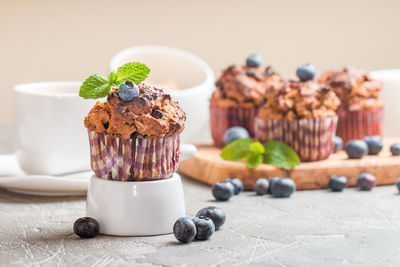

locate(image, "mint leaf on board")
[[117, 62, 151, 84], [221, 138, 253, 161], [263, 141, 300, 170], [79, 74, 111, 99], [247, 152, 263, 168]]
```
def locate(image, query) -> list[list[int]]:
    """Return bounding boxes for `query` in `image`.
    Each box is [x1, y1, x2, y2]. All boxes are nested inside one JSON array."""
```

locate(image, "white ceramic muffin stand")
[[86, 173, 185, 236]]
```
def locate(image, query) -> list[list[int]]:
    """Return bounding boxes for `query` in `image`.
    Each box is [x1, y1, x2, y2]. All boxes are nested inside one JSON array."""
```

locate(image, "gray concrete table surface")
[[1, 126, 400, 267]]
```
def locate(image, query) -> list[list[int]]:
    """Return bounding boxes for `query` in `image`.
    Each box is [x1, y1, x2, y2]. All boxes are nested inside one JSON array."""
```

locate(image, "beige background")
[[1, 0, 399, 125]]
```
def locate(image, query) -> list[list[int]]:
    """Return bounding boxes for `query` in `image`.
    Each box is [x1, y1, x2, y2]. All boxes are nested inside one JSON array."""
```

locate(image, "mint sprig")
[[79, 62, 150, 99], [221, 139, 300, 170]]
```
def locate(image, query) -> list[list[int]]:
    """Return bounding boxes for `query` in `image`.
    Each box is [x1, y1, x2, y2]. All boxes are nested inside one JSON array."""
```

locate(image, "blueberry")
[[334, 136, 343, 153], [173, 217, 197, 243], [196, 206, 226, 230], [253, 178, 269, 195], [296, 64, 316, 82], [345, 140, 368, 159], [73, 217, 100, 238], [225, 178, 243, 195], [223, 126, 250, 146], [271, 178, 296, 198], [390, 144, 400, 156], [329, 176, 348, 192], [118, 81, 139, 101], [246, 54, 263, 67], [357, 173, 377, 191], [396, 178, 400, 192], [267, 177, 281, 194], [192, 216, 215, 240], [363, 136, 383, 155], [212, 182, 234, 201]]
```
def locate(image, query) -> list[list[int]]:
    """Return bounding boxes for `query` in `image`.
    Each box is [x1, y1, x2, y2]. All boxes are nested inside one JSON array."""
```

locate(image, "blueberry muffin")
[[85, 83, 186, 181], [210, 54, 284, 146], [319, 67, 383, 143], [255, 64, 341, 161]]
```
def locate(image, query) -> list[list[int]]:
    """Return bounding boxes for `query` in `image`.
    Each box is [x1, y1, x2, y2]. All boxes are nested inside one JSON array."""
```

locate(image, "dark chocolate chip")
[[246, 71, 256, 77], [103, 122, 109, 130], [265, 66, 275, 76], [130, 131, 139, 139], [151, 109, 164, 119], [321, 86, 331, 93]]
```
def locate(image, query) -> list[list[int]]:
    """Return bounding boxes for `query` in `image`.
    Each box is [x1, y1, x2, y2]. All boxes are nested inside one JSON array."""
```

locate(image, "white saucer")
[[0, 154, 91, 196]]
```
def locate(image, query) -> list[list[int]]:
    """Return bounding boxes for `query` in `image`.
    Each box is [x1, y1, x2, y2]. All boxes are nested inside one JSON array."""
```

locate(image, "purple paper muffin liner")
[[88, 131, 180, 181], [254, 116, 338, 162], [210, 105, 257, 147]]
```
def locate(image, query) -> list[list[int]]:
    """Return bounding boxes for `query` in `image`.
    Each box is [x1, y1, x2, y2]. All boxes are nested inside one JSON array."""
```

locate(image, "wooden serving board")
[[178, 138, 400, 190]]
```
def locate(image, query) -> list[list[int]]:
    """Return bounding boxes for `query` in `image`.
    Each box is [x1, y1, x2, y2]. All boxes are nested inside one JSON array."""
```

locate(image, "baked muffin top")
[[257, 80, 341, 120], [210, 64, 285, 108], [319, 67, 382, 111], [84, 84, 186, 139]]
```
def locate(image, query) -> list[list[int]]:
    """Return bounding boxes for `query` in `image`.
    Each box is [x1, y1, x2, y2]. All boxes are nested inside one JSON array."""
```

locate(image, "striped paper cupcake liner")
[[336, 107, 383, 144], [254, 116, 338, 162], [88, 131, 180, 181], [210, 105, 257, 147]]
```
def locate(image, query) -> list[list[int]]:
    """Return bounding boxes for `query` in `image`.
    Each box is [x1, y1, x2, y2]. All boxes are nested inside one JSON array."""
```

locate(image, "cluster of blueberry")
[[254, 177, 296, 198], [212, 178, 244, 201], [329, 173, 377, 192], [173, 206, 225, 243], [334, 135, 400, 159]]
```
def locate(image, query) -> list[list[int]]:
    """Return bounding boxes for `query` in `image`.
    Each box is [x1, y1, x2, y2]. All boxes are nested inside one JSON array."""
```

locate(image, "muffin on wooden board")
[[210, 54, 284, 146], [255, 64, 341, 161], [319, 67, 383, 143]]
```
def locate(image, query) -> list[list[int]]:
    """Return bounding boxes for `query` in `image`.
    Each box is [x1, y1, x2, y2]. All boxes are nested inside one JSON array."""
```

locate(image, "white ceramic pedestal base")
[[86, 173, 185, 236]]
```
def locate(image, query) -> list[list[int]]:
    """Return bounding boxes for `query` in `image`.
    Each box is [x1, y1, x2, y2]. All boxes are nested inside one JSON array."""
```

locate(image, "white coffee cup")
[[110, 45, 215, 144], [371, 69, 400, 137], [13, 81, 97, 175]]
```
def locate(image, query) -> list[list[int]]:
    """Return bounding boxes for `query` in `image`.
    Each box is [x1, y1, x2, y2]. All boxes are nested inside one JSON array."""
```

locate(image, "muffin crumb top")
[[84, 84, 186, 139], [319, 67, 382, 111]]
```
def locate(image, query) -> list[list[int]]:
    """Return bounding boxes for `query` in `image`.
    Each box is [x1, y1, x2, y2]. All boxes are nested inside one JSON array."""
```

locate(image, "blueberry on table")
[[225, 178, 243, 195], [196, 206, 226, 230], [296, 64, 316, 82], [118, 80, 139, 101], [192, 216, 215, 240], [267, 177, 281, 194], [223, 126, 250, 146], [334, 136, 343, 153], [173, 217, 197, 243], [271, 178, 296, 198], [246, 54, 263, 67], [345, 140, 368, 159], [212, 182, 234, 201], [363, 136, 383, 155], [73, 217, 100, 238], [390, 144, 400, 156], [396, 178, 400, 192], [357, 173, 377, 191], [253, 178, 269, 195], [329, 176, 348, 192]]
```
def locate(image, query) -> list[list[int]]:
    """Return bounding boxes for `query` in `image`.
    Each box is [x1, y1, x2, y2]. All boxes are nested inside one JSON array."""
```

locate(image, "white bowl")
[[86, 173, 185, 236], [371, 69, 400, 137], [110, 45, 215, 144]]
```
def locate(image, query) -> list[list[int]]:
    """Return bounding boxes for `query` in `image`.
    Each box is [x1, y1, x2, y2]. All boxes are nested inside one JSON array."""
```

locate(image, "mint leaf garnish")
[[221, 139, 253, 161], [117, 63, 151, 84], [79, 62, 150, 99], [79, 74, 111, 99], [220, 138, 300, 169], [263, 141, 300, 170]]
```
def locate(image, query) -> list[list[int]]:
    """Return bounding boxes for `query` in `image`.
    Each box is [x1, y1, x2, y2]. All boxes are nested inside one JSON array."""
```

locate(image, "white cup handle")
[[179, 144, 197, 162]]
